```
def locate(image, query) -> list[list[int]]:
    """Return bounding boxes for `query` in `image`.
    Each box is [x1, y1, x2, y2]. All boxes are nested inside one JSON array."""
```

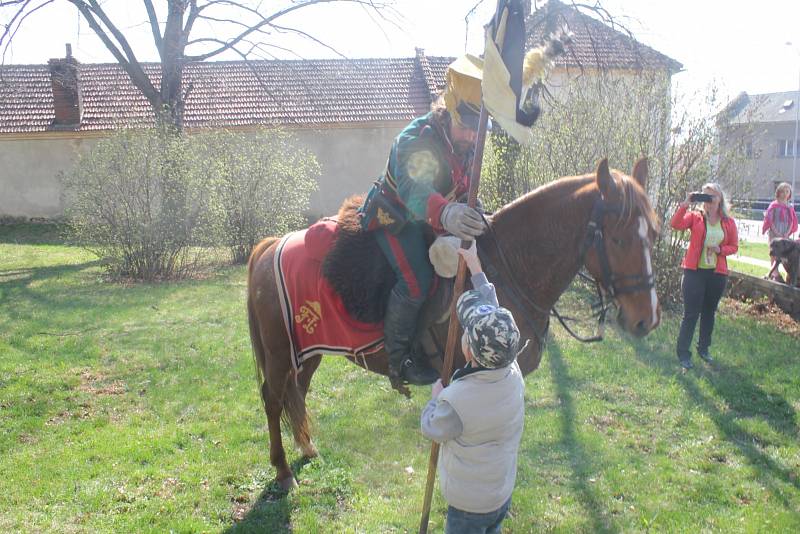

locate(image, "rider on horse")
[[360, 55, 487, 386]]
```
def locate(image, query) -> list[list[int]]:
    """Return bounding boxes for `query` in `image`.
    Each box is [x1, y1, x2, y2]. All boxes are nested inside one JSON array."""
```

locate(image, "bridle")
[[578, 196, 656, 299], [480, 194, 655, 344]]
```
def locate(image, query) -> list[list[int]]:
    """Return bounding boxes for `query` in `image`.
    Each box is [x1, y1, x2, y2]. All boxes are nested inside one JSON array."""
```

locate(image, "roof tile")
[[527, 0, 682, 73], [1, 56, 453, 133]]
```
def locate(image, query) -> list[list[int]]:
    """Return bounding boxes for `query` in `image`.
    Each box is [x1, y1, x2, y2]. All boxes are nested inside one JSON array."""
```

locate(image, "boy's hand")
[[431, 379, 444, 399], [457, 242, 481, 274]]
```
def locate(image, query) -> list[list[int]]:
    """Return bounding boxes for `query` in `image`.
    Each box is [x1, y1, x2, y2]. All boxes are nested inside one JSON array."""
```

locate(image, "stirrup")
[[400, 358, 439, 385]]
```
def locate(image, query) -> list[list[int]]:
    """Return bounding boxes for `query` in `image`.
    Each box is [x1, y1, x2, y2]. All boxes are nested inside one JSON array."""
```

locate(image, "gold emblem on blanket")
[[295, 300, 322, 334], [376, 207, 395, 228]]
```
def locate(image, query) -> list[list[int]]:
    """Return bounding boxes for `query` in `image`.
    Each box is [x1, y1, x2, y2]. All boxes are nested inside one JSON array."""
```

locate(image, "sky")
[[2, 0, 799, 106]]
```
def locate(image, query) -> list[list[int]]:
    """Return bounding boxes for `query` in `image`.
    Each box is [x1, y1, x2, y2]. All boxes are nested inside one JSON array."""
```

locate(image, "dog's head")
[[769, 237, 797, 259]]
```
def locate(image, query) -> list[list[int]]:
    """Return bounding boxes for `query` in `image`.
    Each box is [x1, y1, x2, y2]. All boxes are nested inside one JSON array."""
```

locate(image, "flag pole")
[[418, 1, 520, 528], [417, 101, 491, 534]]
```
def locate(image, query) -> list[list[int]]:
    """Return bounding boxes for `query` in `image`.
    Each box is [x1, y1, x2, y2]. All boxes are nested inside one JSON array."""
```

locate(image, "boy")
[[420, 243, 526, 534]]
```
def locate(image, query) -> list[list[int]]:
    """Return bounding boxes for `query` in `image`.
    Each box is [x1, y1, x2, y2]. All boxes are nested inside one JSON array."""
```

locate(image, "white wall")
[[0, 135, 98, 219], [0, 123, 406, 220], [294, 125, 404, 217]]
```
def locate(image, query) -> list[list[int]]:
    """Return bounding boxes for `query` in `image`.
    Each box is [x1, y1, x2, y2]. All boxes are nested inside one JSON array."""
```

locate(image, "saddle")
[[322, 195, 453, 351], [321, 196, 397, 324]]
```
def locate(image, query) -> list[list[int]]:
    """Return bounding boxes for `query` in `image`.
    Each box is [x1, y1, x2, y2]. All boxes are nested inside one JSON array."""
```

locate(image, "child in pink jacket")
[[763, 183, 798, 280]]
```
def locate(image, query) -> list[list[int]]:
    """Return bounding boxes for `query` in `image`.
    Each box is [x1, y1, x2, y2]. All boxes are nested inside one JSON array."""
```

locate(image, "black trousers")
[[676, 268, 727, 361]]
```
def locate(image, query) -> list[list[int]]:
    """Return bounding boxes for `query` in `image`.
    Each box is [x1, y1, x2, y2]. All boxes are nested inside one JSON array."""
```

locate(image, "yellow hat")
[[443, 54, 483, 129]]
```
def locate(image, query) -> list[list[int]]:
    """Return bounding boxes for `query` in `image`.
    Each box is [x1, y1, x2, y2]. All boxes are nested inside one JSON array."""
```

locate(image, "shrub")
[[192, 128, 320, 263], [62, 127, 216, 280]]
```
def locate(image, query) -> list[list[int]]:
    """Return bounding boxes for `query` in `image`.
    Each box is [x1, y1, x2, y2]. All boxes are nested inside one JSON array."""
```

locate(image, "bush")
[[192, 129, 319, 263], [62, 127, 217, 280], [62, 127, 320, 279]]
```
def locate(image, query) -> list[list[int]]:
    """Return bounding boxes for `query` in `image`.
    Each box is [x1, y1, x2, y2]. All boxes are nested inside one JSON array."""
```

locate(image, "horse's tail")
[[247, 236, 313, 450], [247, 236, 281, 408]]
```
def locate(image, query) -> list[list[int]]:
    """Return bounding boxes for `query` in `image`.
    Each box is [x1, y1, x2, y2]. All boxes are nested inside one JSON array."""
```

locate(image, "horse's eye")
[[611, 237, 625, 247]]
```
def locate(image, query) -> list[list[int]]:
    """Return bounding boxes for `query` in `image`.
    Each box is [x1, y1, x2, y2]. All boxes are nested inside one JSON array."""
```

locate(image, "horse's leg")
[[293, 354, 322, 459], [249, 295, 297, 490], [261, 377, 297, 490]]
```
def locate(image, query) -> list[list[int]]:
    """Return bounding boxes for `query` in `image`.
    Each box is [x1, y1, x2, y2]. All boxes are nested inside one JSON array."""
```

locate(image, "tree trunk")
[[159, 0, 189, 130]]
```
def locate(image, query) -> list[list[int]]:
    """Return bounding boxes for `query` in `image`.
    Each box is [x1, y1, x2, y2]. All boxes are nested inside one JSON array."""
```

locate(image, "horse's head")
[[582, 158, 660, 338]]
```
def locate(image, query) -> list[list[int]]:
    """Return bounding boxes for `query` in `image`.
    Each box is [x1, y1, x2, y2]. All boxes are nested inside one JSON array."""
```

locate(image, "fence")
[[727, 271, 800, 320], [736, 218, 768, 243]]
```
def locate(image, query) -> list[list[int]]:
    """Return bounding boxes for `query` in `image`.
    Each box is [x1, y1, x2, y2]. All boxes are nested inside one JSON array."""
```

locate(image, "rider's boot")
[[384, 287, 440, 386]]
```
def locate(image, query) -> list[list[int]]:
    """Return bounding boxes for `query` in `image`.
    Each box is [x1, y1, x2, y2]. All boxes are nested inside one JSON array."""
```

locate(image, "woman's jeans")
[[676, 268, 727, 362], [446, 497, 511, 534]]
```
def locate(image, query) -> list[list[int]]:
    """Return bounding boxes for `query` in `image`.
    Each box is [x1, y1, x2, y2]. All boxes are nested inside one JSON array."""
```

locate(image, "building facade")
[[717, 91, 800, 199]]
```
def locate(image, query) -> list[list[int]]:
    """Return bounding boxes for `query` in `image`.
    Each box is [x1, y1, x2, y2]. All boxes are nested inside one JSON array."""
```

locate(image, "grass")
[[728, 258, 770, 278], [2, 225, 800, 532], [736, 241, 770, 262]]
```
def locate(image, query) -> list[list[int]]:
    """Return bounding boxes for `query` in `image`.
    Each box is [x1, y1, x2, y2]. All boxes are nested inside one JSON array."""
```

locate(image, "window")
[[745, 141, 754, 159], [777, 139, 800, 157]]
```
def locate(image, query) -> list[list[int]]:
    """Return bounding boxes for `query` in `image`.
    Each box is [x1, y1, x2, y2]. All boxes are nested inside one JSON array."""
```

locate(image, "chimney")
[[48, 43, 82, 130]]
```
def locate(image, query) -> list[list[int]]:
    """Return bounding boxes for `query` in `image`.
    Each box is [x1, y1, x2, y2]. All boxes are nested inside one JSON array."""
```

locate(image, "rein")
[[480, 194, 655, 344]]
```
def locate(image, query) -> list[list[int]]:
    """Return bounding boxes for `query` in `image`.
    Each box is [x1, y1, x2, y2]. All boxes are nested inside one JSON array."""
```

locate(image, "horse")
[[246, 157, 660, 490]]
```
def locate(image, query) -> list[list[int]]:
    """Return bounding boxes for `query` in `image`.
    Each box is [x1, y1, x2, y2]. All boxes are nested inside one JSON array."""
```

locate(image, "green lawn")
[[2, 226, 799, 532], [737, 241, 771, 262], [728, 258, 770, 278]]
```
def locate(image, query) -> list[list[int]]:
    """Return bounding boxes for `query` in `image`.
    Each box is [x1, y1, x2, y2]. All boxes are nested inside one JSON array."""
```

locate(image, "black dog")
[[769, 238, 800, 287]]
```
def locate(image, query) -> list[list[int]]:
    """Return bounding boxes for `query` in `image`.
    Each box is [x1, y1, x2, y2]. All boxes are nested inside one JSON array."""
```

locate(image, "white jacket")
[[422, 361, 525, 513]]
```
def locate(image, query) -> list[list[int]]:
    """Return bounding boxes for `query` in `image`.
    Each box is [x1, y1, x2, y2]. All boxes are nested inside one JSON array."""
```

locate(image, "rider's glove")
[[440, 202, 485, 241], [457, 193, 484, 214]]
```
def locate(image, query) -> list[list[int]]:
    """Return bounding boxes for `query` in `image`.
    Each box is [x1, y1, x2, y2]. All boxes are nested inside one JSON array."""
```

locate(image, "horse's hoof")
[[278, 476, 298, 491], [390, 378, 412, 399], [302, 441, 319, 459]]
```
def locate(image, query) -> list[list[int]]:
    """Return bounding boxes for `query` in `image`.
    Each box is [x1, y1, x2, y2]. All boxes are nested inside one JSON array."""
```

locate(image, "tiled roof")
[[1, 55, 453, 133], [0, 65, 54, 133], [722, 91, 800, 125], [527, 0, 682, 73]]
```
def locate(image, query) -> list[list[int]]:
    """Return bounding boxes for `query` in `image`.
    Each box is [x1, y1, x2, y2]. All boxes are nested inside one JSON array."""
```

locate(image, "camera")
[[689, 192, 713, 203]]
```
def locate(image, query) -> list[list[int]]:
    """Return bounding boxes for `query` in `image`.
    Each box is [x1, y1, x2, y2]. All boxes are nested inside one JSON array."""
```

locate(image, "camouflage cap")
[[456, 289, 521, 369]]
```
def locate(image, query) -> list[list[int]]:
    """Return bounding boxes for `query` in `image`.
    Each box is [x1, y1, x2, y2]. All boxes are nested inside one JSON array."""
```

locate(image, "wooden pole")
[[418, 103, 491, 534]]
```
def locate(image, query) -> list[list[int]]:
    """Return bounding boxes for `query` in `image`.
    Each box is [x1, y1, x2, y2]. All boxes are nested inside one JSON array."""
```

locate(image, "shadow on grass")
[[632, 340, 800, 505], [223, 457, 312, 534], [547, 340, 618, 534], [0, 260, 100, 291]]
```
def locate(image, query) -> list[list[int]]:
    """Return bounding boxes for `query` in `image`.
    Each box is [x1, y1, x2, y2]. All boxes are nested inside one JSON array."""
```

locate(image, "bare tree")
[[1, 0, 395, 129]]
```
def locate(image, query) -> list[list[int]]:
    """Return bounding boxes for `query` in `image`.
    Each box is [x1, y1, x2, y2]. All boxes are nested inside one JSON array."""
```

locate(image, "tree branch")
[[182, 0, 199, 41], [1, 0, 54, 64], [185, 0, 389, 62], [83, 0, 143, 66], [65, 0, 160, 107], [142, 0, 163, 59]]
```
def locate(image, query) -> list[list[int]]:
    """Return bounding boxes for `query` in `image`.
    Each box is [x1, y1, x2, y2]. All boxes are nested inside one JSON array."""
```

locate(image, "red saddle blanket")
[[274, 219, 384, 372]]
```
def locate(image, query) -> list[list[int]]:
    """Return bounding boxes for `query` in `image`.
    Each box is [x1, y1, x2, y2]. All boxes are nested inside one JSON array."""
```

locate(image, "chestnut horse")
[[247, 158, 660, 490]]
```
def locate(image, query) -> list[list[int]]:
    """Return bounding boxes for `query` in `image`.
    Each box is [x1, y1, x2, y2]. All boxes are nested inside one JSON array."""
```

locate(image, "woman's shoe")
[[679, 358, 694, 370], [698, 351, 713, 363]]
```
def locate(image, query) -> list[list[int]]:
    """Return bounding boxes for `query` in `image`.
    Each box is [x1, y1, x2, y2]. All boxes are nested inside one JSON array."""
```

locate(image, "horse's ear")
[[632, 157, 648, 189], [595, 158, 614, 199]]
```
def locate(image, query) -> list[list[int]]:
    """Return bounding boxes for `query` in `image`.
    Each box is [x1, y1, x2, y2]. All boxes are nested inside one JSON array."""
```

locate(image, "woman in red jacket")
[[670, 183, 738, 369]]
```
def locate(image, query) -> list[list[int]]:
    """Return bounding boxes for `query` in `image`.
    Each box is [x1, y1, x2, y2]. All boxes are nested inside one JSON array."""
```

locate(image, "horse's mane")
[[493, 170, 659, 235], [609, 170, 660, 234]]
